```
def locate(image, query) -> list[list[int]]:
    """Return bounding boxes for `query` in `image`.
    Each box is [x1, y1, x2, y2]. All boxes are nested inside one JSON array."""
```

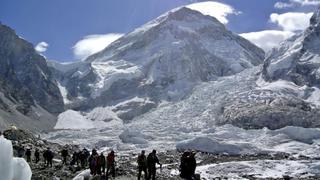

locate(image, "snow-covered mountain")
[[167, 7, 320, 130], [263, 9, 320, 88], [51, 7, 265, 122], [0, 24, 63, 131], [4, 5, 320, 180], [46, 7, 320, 156], [216, 8, 320, 130]]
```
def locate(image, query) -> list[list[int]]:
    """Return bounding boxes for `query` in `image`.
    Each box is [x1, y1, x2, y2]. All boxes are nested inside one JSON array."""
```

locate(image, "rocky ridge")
[[0, 23, 64, 131]]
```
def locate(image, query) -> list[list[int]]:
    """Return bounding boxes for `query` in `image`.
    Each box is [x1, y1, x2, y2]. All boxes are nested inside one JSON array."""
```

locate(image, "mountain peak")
[[310, 6, 320, 27], [166, 6, 220, 22], [146, 6, 225, 30]]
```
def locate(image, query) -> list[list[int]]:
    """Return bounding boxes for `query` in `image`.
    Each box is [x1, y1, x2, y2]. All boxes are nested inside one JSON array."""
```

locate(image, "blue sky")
[[0, 0, 319, 61]]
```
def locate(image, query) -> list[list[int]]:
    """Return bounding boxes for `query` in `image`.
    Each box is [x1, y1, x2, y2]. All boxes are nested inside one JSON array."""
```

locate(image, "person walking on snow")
[[147, 150, 162, 180], [97, 152, 106, 175], [61, 147, 69, 165], [106, 150, 116, 178], [25, 148, 32, 163], [137, 150, 148, 180], [34, 149, 40, 164], [180, 151, 190, 178], [89, 149, 99, 175], [44, 147, 54, 167]]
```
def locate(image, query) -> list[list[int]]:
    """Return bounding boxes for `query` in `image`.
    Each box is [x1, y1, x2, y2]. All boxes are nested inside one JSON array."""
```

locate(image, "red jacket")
[[107, 152, 115, 165]]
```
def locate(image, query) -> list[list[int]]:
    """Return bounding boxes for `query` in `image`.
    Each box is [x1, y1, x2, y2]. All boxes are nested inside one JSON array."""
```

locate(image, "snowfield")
[[197, 160, 320, 179]]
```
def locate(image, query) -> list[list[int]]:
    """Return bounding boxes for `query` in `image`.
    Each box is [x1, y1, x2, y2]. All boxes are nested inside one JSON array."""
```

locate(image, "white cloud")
[[274, 0, 320, 9], [240, 30, 295, 51], [274, 2, 295, 9], [241, 11, 311, 51], [35, 42, 49, 53], [73, 33, 123, 60], [186, 1, 240, 24], [270, 12, 313, 31], [293, 0, 320, 6]]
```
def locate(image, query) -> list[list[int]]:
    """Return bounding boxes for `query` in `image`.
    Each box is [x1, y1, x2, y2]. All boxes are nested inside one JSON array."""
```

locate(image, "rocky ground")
[[3, 127, 320, 180], [3, 127, 80, 179]]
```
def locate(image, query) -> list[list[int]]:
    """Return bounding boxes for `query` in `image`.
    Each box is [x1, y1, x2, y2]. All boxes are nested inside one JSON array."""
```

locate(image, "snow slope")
[[197, 160, 320, 179], [85, 7, 264, 99]]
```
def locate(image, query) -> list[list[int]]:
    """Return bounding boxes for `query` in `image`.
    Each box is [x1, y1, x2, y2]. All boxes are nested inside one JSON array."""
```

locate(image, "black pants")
[[62, 157, 67, 165], [80, 159, 86, 168], [138, 166, 148, 180], [47, 159, 53, 167], [97, 165, 102, 175], [107, 164, 115, 177], [35, 156, 39, 164], [101, 164, 105, 174], [148, 166, 156, 180], [26, 156, 31, 162]]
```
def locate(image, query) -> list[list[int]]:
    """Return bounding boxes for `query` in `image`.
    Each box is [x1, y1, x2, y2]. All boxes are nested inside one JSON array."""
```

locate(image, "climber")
[[44, 147, 54, 167], [180, 151, 190, 178], [137, 150, 148, 180], [61, 147, 69, 165], [147, 150, 162, 180], [89, 149, 99, 175], [189, 151, 197, 179], [34, 148, 40, 164], [180, 150, 197, 179], [25, 147, 32, 163], [97, 152, 106, 175], [80, 148, 89, 168], [70, 151, 80, 166], [106, 150, 116, 178]]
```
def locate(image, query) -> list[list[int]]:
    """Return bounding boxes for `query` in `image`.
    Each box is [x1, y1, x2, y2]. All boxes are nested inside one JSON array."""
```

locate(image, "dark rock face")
[[47, 61, 96, 110], [0, 24, 64, 114], [0, 24, 64, 131]]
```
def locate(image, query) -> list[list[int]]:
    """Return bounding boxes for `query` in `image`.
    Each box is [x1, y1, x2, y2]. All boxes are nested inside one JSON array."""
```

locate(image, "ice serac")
[[51, 7, 264, 123], [0, 24, 63, 131]]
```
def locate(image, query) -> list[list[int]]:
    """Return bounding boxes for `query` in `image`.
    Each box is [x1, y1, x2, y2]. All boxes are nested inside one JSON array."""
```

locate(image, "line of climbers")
[[19, 145, 199, 180], [17, 146, 55, 167]]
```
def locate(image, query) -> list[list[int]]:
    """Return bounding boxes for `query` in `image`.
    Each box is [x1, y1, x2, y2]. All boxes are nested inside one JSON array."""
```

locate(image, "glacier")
[[45, 67, 320, 157]]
